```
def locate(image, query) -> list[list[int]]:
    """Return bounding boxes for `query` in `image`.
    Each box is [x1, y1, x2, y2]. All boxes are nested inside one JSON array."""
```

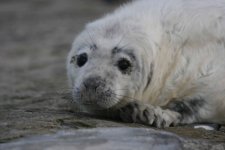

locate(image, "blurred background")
[[0, 0, 128, 142]]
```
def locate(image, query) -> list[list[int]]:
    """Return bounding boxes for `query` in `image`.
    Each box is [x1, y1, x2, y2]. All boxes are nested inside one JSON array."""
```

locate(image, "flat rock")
[[0, 128, 183, 150]]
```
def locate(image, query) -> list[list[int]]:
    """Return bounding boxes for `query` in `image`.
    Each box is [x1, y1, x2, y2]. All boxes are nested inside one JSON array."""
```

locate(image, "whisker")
[[120, 42, 130, 50], [86, 30, 95, 46], [81, 37, 92, 47], [116, 34, 125, 48], [112, 89, 130, 92], [110, 92, 141, 102]]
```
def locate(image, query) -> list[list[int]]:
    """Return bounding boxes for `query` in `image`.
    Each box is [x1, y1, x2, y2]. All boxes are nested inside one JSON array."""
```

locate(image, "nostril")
[[83, 76, 105, 90]]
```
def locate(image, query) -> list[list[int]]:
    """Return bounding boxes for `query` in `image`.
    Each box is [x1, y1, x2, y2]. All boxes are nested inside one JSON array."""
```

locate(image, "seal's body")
[[67, 0, 225, 127]]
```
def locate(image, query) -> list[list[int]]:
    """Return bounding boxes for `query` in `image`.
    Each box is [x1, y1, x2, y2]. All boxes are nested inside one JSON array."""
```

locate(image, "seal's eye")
[[77, 53, 88, 67], [117, 58, 131, 73]]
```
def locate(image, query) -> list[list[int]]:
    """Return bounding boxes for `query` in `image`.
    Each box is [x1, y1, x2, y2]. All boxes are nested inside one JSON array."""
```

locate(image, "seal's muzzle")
[[75, 76, 115, 110], [83, 76, 106, 91]]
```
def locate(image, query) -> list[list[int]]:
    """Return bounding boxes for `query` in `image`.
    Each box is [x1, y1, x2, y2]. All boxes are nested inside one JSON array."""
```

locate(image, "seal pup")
[[67, 0, 225, 128]]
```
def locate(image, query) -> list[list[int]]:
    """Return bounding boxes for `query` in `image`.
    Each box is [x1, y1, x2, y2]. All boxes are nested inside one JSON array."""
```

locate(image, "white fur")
[[67, 0, 225, 124]]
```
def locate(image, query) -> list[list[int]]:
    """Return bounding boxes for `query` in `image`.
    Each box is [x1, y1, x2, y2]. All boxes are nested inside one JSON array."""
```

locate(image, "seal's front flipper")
[[119, 101, 181, 128]]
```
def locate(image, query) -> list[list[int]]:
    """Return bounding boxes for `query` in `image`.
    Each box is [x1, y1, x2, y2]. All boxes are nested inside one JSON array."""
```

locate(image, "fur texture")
[[67, 0, 225, 127]]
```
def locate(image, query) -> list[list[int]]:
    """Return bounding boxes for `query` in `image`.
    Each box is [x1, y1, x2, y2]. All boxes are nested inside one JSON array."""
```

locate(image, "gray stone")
[[0, 128, 183, 150]]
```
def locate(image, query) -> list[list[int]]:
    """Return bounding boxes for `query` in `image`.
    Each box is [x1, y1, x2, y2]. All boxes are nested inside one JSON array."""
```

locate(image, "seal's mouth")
[[73, 76, 128, 112], [73, 85, 121, 112]]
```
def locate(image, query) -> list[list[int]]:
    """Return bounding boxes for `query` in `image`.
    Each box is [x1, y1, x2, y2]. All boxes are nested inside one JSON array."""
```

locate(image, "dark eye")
[[77, 53, 88, 67], [117, 58, 131, 73]]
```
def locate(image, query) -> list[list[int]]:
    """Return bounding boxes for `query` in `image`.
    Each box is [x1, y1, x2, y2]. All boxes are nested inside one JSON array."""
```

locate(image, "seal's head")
[[67, 19, 153, 114]]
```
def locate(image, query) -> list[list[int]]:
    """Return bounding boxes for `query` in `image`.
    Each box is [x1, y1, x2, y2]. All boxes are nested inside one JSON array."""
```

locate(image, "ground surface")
[[0, 0, 225, 149]]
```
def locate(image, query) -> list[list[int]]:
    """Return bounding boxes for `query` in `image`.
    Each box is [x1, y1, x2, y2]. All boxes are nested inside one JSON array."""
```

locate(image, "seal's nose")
[[83, 76, 105, 90]]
